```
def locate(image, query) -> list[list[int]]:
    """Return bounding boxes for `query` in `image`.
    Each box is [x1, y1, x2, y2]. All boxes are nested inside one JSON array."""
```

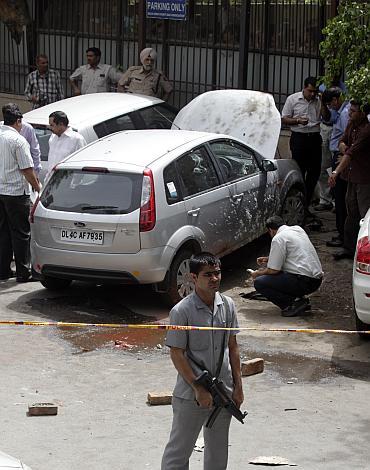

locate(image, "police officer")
[[118, 48, 173, 101]]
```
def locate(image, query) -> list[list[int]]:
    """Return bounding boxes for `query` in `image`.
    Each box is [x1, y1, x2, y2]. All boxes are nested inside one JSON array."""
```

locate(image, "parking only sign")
[[146, 0, 187, 20]]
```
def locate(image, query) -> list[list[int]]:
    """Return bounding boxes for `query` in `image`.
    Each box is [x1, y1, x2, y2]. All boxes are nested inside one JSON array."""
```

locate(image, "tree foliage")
[[320, 0, 370, 106]]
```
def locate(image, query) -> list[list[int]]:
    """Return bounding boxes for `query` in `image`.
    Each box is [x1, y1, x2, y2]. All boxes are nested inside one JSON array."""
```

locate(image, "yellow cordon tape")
[[0, 320, 369, 334]]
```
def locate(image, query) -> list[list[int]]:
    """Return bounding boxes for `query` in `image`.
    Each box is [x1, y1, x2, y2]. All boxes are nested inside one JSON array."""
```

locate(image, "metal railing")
[[0, 0, 335, 110]]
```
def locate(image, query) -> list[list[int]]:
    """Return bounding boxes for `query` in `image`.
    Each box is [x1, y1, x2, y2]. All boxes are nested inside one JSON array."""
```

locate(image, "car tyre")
[[281, 188, 305, 225], [161, 249, 194, 306], [41, 277, 72, 290], [354, 302, 370, 340]]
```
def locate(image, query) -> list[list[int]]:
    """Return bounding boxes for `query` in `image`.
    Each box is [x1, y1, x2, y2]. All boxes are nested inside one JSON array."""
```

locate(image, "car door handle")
[[231, 193, 244, 203], [187, 208, 200, 217]]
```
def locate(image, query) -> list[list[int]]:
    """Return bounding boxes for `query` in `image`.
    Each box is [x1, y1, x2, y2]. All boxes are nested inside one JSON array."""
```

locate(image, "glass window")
[[138, 103, 177, 129], [41, 169, 142, 214], [210, 140, 259, 182], [177, 147, 220, 197], [163, 162, 181, 205], [93, 114, 136, 138]]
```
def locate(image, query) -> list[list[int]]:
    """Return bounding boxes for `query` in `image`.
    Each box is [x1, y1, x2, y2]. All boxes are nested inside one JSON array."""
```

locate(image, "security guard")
[[118, 48, 173, 101]]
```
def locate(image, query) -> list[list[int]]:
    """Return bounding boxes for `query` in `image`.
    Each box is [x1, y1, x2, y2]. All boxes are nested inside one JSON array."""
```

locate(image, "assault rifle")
[[194, 370, 248, 428]]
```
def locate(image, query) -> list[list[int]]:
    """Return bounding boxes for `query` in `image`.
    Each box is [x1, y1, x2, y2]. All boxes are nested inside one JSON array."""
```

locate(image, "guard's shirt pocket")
[[188, 330, 208, 351]]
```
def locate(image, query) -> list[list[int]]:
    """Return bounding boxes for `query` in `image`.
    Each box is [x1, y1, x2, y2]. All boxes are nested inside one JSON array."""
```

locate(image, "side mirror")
[[262, 159, 277, 172]]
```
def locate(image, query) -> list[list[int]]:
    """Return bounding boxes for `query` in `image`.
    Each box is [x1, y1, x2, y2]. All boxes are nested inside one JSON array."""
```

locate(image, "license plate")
[[60, 229, 104, 245]]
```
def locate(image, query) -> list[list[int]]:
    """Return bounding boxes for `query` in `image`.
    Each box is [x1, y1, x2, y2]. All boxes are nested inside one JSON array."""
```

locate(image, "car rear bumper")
[[31, 241, 172, 284], [353, 271, 370, 324]]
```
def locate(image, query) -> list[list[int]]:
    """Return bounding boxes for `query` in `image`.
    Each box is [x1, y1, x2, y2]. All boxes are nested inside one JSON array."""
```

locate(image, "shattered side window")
[[163, 162, 181, 205], [210, 140, 259, 182]]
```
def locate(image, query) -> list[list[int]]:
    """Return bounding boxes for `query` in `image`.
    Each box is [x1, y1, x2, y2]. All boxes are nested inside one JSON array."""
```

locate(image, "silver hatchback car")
[[31, 129, 304, 305]]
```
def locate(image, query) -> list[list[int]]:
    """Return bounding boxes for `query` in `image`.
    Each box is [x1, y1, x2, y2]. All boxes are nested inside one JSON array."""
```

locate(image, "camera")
[[38, 94, 49, 106]]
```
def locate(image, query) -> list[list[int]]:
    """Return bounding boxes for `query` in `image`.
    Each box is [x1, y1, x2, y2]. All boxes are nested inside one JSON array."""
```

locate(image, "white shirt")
[[267, 225, 323, 279], [0, 124, 34, 196], [281, 91, 321, 133], [70, 63, 122, 94], [48, 127, 87, 171]]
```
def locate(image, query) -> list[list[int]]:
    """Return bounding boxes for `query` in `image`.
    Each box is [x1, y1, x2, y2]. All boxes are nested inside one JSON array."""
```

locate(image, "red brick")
[[241, 358, 264, 376], [147, 392, 172, 405]]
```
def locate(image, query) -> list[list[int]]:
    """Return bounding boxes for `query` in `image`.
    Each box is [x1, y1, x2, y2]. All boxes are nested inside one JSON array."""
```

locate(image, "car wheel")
[[354, 302, 370, 340], [161, 250, 194, 306], [41, 277, 72, 290], [281, 188, 305, 225]]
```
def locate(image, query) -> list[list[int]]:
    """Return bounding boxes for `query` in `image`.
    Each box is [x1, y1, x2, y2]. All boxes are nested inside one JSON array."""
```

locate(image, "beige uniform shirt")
[[118, 66, 173, 99], [281, 91, 321, 133], [70, 64, 122, 94]]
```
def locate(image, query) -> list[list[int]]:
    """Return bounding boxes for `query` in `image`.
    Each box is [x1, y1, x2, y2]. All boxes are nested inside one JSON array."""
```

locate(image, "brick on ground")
[[147, 392, 172, 405], [241, 358, 264, 376]]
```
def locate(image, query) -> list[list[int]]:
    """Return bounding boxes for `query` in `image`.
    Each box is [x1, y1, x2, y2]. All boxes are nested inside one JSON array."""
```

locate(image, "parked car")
[[23, 92, 177, 180], [353, 207, 370, 337], [30, 126, 305, 305], [0, 449, 32, 469]]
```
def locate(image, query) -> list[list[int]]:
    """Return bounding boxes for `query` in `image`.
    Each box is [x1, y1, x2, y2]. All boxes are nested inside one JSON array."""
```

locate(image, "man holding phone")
[[282, 77, 323, 217]]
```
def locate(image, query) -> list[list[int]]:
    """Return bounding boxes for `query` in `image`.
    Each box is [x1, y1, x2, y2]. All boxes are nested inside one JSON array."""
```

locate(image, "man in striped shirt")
[[0, 104, 40, 282], [24, 54, 64, 109]]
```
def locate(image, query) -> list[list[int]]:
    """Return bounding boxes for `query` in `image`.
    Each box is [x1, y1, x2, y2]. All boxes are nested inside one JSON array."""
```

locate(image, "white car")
[[0, 450, 32, 470], [23, 93, 177, 180], [353, 207, 370, 337]]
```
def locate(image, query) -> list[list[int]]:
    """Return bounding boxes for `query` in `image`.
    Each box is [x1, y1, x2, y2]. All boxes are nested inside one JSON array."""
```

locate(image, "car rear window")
[[41, 169, 143, 214]]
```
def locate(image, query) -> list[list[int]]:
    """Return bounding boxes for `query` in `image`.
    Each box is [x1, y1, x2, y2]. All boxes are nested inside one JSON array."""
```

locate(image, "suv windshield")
[[41, 169, 143, 214]]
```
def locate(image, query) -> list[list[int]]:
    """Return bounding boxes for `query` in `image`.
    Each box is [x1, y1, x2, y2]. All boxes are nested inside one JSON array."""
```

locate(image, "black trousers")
[[0, 194, 31, 279], [290, 132, 322, 208], [344, 182, 370, 254], [331, 152, 347, 240]]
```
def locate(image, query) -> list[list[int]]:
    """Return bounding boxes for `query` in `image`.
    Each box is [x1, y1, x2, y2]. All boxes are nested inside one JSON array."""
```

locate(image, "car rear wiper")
[[80, 205, 119, 211]]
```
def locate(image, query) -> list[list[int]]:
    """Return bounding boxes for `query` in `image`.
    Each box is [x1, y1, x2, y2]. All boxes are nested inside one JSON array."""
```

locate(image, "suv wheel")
[[281, 188, 305, 225], [41, 277, 72, 290], [161, 250, 194, 306]]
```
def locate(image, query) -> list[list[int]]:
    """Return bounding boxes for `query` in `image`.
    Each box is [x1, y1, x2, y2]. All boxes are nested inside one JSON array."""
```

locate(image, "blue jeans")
[[254, 272, 322, 310]]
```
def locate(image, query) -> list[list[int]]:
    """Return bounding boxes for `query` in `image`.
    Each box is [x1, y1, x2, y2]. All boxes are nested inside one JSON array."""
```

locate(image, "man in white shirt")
[[47, 111, 86, 176], [0, 104, 41, 282], [69, 47, 121, 95], [251, 216, 323, 317]]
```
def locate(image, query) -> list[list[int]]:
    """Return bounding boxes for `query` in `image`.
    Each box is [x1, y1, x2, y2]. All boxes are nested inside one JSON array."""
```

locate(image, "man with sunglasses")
[[161, 252, 243, 470]]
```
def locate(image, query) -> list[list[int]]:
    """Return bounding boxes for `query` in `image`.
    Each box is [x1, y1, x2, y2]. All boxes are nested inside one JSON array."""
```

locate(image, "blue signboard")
[[146, 0, 187, 20]]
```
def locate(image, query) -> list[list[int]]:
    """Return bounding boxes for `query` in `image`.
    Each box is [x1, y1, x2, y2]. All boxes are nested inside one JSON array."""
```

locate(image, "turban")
[[140, 47, 157, 64]]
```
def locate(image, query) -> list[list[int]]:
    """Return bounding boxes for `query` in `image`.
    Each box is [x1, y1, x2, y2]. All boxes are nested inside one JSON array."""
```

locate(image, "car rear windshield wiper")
[[80, 205, 119, 211]]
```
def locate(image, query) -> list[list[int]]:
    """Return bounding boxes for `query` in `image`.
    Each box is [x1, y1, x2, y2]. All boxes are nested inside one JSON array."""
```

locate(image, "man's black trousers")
[[0, 194, 31, 280], [289, 132, 322, 208], [254, 272, 322, 310]]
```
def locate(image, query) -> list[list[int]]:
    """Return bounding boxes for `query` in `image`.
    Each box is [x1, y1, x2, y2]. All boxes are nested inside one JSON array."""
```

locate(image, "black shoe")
[[326, 239, 343, 247], [333, 250, 353, 261], [16, 275, 38, 283], [314, 203, 333, 212], [0, 270, 16, 281], [281, 298, 308, 317]]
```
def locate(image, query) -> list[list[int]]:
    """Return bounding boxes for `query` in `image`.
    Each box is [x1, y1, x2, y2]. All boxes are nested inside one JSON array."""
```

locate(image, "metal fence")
[[0, 0, 335, 110]]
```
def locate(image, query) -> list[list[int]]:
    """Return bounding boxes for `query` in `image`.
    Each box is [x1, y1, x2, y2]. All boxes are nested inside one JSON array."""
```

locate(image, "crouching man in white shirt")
[[47, 111, 86, 178], [251, 215, 323, 317]]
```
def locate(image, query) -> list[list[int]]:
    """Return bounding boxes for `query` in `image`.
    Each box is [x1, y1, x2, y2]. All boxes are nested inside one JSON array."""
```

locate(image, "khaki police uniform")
[[118, 66, 172, 100], [161, 291, 239, 470]]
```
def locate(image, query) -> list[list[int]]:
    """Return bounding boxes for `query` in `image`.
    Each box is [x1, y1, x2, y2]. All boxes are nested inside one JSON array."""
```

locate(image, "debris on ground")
[[28, 402, 58, 416], [249, 456, 297, 466], [114, 340, 134, 349], [147, 392, 172, 405], [241, 358, 264, 376]]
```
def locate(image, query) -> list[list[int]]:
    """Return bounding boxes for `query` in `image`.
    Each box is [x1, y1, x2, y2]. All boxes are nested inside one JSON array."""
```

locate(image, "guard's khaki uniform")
[[118, 66, 172, 100]]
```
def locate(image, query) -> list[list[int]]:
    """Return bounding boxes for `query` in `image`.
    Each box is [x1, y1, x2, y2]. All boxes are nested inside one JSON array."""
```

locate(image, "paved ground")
[[0, 210, 370, 470]]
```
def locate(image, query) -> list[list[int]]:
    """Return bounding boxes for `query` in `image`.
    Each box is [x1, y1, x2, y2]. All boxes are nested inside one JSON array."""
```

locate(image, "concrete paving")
[[0, 210, 369, 469]]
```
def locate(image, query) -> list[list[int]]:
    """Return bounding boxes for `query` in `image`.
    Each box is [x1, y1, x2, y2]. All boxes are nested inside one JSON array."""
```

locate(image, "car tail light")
[[139, 168, 156, 232], [356, 236, 370, 275], [29, 195, 40, 224]]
